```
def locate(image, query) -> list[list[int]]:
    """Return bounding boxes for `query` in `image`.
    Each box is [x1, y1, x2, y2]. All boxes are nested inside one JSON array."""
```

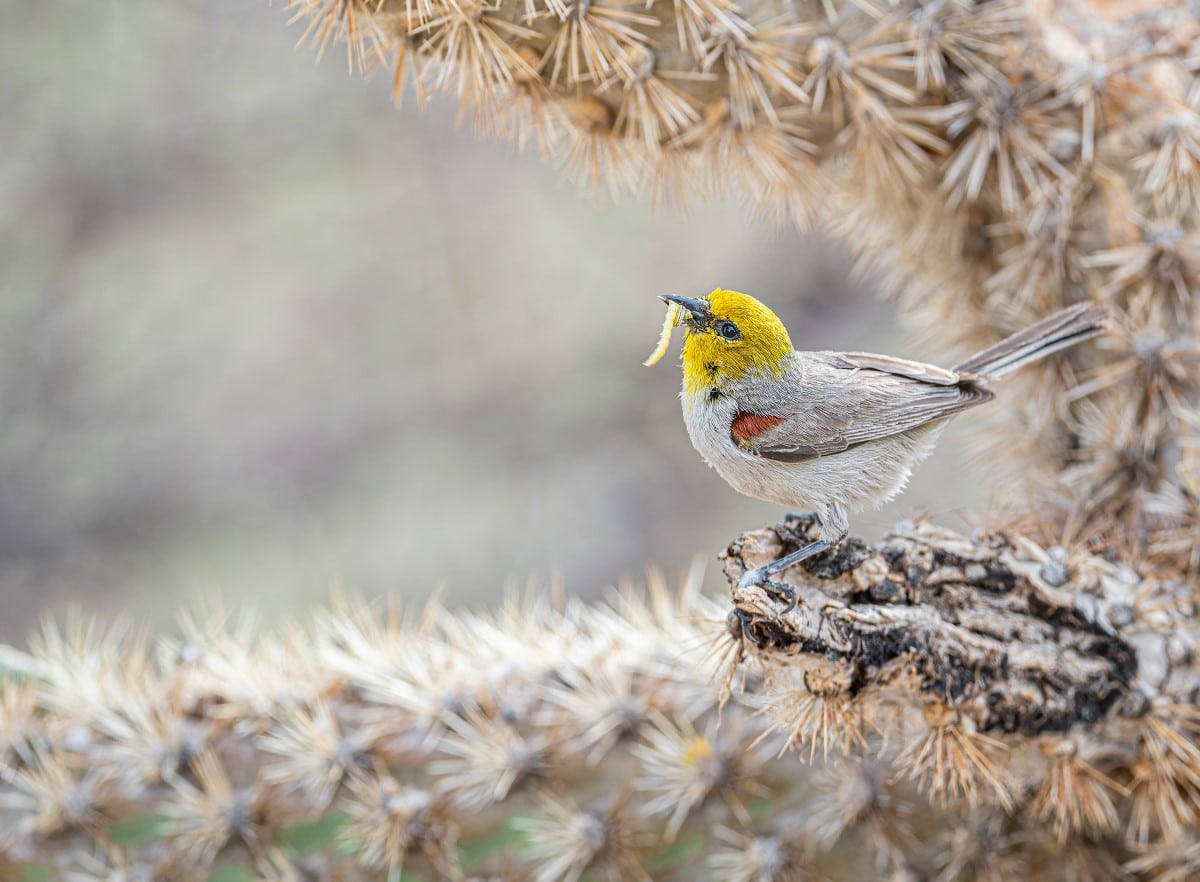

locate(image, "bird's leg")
[[741, 546, 828, 615], [738, 503, 849, 613]]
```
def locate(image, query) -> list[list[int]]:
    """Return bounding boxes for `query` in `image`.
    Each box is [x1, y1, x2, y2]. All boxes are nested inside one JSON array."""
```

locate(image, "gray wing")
[[735, 352, 993, 463], [833, 352, 968, 385]]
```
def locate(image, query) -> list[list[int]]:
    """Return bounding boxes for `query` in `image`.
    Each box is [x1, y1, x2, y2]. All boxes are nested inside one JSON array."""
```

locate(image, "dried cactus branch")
[[727, 518, 1142, 736]]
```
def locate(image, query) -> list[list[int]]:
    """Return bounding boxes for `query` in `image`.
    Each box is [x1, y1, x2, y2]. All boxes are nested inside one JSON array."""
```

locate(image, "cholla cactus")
[[2, 0, 1198, 878], [2, 522, 1200, 880], [288, 0, 1199, 571]]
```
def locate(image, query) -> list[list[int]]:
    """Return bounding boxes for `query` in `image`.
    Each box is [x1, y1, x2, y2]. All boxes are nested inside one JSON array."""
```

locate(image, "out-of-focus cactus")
[[289, 0, 1199, 567], [3, 0, 1198, 878], [2, 521, 1199, 880]]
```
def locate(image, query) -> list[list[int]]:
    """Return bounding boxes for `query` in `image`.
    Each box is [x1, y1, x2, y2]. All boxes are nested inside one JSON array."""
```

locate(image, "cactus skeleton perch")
[[727, 519, 1141, 737]]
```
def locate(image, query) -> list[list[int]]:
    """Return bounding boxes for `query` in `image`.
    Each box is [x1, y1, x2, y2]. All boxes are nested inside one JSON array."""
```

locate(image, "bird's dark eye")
[[718, 321, 741, 340]]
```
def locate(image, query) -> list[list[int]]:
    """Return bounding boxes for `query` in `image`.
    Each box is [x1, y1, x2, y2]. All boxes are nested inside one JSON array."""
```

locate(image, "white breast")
[[681, 389, 818, 510], [680, 387, 946, 514]]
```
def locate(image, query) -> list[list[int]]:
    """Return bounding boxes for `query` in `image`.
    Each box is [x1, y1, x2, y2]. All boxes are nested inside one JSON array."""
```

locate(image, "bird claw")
[[735, 608, 764, 647], [737, 568, 796, 614], [762, 580, 797, 615]]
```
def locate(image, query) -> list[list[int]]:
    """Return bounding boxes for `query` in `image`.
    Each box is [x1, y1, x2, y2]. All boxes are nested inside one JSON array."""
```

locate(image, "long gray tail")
[[953, 303, 1109, 378]]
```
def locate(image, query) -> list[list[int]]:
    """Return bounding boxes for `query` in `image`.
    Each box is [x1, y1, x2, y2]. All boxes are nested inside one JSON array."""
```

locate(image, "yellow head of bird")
[[654, 289, 793, 393]]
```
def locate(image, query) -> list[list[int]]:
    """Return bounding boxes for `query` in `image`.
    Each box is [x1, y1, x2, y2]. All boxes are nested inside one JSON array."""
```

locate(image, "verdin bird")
[[647, 289, 1108, 610]]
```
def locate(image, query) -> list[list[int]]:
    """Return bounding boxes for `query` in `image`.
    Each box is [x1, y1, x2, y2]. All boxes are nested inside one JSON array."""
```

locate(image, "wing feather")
[[831, 352, 963, 385], [733, 352, 993, 463]]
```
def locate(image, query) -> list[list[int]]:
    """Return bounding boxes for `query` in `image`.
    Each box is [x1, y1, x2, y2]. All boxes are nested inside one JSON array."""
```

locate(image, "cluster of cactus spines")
[[4, 520, 1200, 879], [286, 0, 1199, 577]]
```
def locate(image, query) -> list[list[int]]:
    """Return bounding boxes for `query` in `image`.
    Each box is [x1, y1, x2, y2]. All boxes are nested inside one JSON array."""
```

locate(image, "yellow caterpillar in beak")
[[643, 299, 683, 366]]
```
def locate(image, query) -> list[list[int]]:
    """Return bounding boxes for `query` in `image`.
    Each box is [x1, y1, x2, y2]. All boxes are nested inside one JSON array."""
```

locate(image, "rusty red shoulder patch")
[[730, 412, 786, 447]]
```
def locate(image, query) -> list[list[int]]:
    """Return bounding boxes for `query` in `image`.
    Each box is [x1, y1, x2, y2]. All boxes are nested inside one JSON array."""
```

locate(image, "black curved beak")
[[660, 294, 709, 329]]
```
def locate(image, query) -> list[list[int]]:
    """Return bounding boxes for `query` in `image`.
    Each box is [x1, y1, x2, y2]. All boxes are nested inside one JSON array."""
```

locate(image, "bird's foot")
[[738, 566, 766, 590], [737, 566, 797, 614], [735, 608, 764, 647], [762, 580, 797, 615]]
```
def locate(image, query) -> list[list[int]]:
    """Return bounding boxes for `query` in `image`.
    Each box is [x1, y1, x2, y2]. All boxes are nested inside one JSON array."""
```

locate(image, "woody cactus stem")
[[290, 0, 1200, 573], [726, 518, 1200, 875], [727, 517, 1140, 738], [4, 519, 1200, 879]]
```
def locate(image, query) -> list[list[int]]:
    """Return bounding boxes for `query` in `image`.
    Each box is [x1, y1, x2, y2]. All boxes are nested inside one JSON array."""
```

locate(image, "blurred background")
[[0, 0, 986, 642]]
